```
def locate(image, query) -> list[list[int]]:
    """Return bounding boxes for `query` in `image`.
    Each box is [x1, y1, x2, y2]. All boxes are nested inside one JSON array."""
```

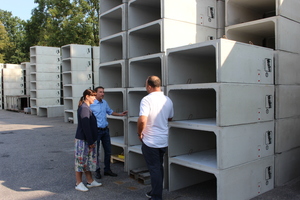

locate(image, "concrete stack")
[[29, 46, 62, 117], [225, 0, 300, 187], [61, 44, 93, 124]]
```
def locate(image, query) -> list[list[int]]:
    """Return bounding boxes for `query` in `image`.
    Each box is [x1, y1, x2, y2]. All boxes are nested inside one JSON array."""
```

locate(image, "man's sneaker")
[[104, 170, 118, 177], [75, 182, 89, 192], [145, 191, 152, 198], [95, 169, 102, 179], [87, 180, 102, 188]]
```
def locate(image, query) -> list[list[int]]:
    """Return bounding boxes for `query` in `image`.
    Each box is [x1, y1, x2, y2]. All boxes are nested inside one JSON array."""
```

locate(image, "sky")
[[0, 0, 37, 20]]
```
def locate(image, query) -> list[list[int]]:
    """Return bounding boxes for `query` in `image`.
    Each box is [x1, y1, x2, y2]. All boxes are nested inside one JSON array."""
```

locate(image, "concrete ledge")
[[38, 105, 64, 118]]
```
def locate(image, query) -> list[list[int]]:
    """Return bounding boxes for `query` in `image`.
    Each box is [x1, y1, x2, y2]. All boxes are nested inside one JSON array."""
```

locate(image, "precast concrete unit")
[[167, 39, 274, 85], [225, 0, 300, 26], [225, 0, 300, 187], [98, 0, 300, 199], [92, 46, 100, 88], [99, 60, 127, 88], [164, 38, 275, 199], [2, 67, 25, 110], [61, 44, 93, 124], [128, 53, 165, 87], [21, 62, 31, 96], [29, 46, 61, 116]]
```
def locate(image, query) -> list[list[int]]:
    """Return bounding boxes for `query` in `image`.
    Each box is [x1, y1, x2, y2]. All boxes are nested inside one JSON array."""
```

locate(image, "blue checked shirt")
[[90, 99, 113, 128]]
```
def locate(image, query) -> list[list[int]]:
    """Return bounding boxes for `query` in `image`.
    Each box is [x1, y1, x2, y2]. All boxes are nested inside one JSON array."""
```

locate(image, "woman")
[[75, 89, 102, 192]]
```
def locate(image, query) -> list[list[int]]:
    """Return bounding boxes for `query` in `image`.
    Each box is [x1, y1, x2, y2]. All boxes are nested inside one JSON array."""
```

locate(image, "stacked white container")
[[2, 64, 26, 111], [92, 46, 100, 88], [61, 44, 93, 124], [29, 46, 61, 116], [99, 0, 300, 198], [126, 0, 224, 175], [225, 0, 300, 187], [166, 39, 275, 200], [99, 0, 129, 170], [21, 62, 31, 96]]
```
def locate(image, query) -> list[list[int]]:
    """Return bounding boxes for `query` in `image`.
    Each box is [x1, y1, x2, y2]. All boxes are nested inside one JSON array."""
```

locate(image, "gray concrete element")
[[30, 46, 60, 56], [39, 105, 65, 118], [167, 84, 274, 126], [100, 4, 128, 39], [100, 32, 127, 63], [128, 19, 216, 59], [128, 0, 218, 29], [225, 0, 300, 26], [166, 38, 274, 85], [275, 85, 300, 119], [275, 147, 300, 187], [168, 121, 274, 170], [0, 110, 299, 200], [100, 0, 124, 14], [275, 51, 300, 85], [275, 117, 300, 153], [129, 53, 165, 87], [226, 16, 300, 54], [61, 44, 92, 59], [99, 60, 127, 88]]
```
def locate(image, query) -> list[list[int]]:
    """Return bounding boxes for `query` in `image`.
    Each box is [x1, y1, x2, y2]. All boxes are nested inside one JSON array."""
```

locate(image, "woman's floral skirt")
[[75, 139, 97, 172]]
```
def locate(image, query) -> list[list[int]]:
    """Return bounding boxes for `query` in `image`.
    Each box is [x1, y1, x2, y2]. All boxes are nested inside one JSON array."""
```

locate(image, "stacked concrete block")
[[29, 46, 61, 116], [99, 0, 130, 169], [126, 87, 147, 170], [125, 0, 224, 178], [99, 0, 128, 87], [2, 64, 23, 105], [98, 0, 300, 199], [92, 46, 100, 88], [165, 39, 275, 200], [2, 64, 29, 111], [127, 0, 221, 87], [225, 0, 300, 187], [105, 88, 128, 170], [21, 62, 31, 96], [61, 44, 93, 124]]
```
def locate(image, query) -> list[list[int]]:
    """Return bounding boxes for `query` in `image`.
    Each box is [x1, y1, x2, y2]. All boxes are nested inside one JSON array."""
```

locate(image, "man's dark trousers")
[[142, 142, 166, 200]]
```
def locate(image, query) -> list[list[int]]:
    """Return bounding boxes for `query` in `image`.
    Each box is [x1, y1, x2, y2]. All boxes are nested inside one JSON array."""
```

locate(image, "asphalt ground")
[[0, 110, 299, 200]]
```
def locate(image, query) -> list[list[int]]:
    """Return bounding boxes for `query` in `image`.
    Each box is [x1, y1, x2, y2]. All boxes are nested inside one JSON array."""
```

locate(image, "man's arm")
[[137, 115, 147, 141], [112, 111, 128, 116]]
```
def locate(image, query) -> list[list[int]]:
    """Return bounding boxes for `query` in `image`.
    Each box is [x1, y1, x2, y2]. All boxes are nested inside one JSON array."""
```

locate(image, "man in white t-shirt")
[[137, 76, 174, 200]]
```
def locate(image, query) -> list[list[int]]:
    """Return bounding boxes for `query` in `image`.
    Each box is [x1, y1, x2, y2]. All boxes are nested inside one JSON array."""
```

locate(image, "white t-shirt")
[[139, 91, 174, 148]]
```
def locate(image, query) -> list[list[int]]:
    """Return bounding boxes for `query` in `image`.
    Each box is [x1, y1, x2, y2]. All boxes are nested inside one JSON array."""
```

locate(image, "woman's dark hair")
[[78, 89, 96, 107]]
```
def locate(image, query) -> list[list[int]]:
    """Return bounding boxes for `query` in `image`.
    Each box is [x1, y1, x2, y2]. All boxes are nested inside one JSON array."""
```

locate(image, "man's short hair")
[[147, 76, 161, 88], [94, 86, 104, 92]]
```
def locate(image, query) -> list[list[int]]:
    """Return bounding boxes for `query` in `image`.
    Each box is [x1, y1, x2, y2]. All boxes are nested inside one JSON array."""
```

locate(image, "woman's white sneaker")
[[87, 180, 102, 188], [75, 182, 89, 192]]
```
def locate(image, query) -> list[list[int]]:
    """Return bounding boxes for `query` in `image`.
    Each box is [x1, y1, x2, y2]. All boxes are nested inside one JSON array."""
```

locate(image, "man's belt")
[[98, 126, 108, 130]]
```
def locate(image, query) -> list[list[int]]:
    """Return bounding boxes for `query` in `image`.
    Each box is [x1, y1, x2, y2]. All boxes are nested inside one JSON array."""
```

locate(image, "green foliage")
[[0, 10, 28, 63], [0, 21, 11, 62], [28, 0, 99, 47], [0, 0, 100, 64]]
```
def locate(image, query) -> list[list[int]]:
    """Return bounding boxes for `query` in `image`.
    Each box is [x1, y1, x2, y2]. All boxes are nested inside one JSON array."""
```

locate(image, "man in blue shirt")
[[90, 86, 128, 179]]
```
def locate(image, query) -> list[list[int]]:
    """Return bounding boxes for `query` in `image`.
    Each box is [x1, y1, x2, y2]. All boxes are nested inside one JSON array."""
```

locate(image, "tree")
[[26, 0, 99, 47], [0, 10, 28, 63], [0, 0, 100, 63], [0, 21, 11, 62]]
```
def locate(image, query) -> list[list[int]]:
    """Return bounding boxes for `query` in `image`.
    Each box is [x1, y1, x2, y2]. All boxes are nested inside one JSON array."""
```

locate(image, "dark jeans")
[[96, 128, 111, 172], [142, 142, 166, 200]]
